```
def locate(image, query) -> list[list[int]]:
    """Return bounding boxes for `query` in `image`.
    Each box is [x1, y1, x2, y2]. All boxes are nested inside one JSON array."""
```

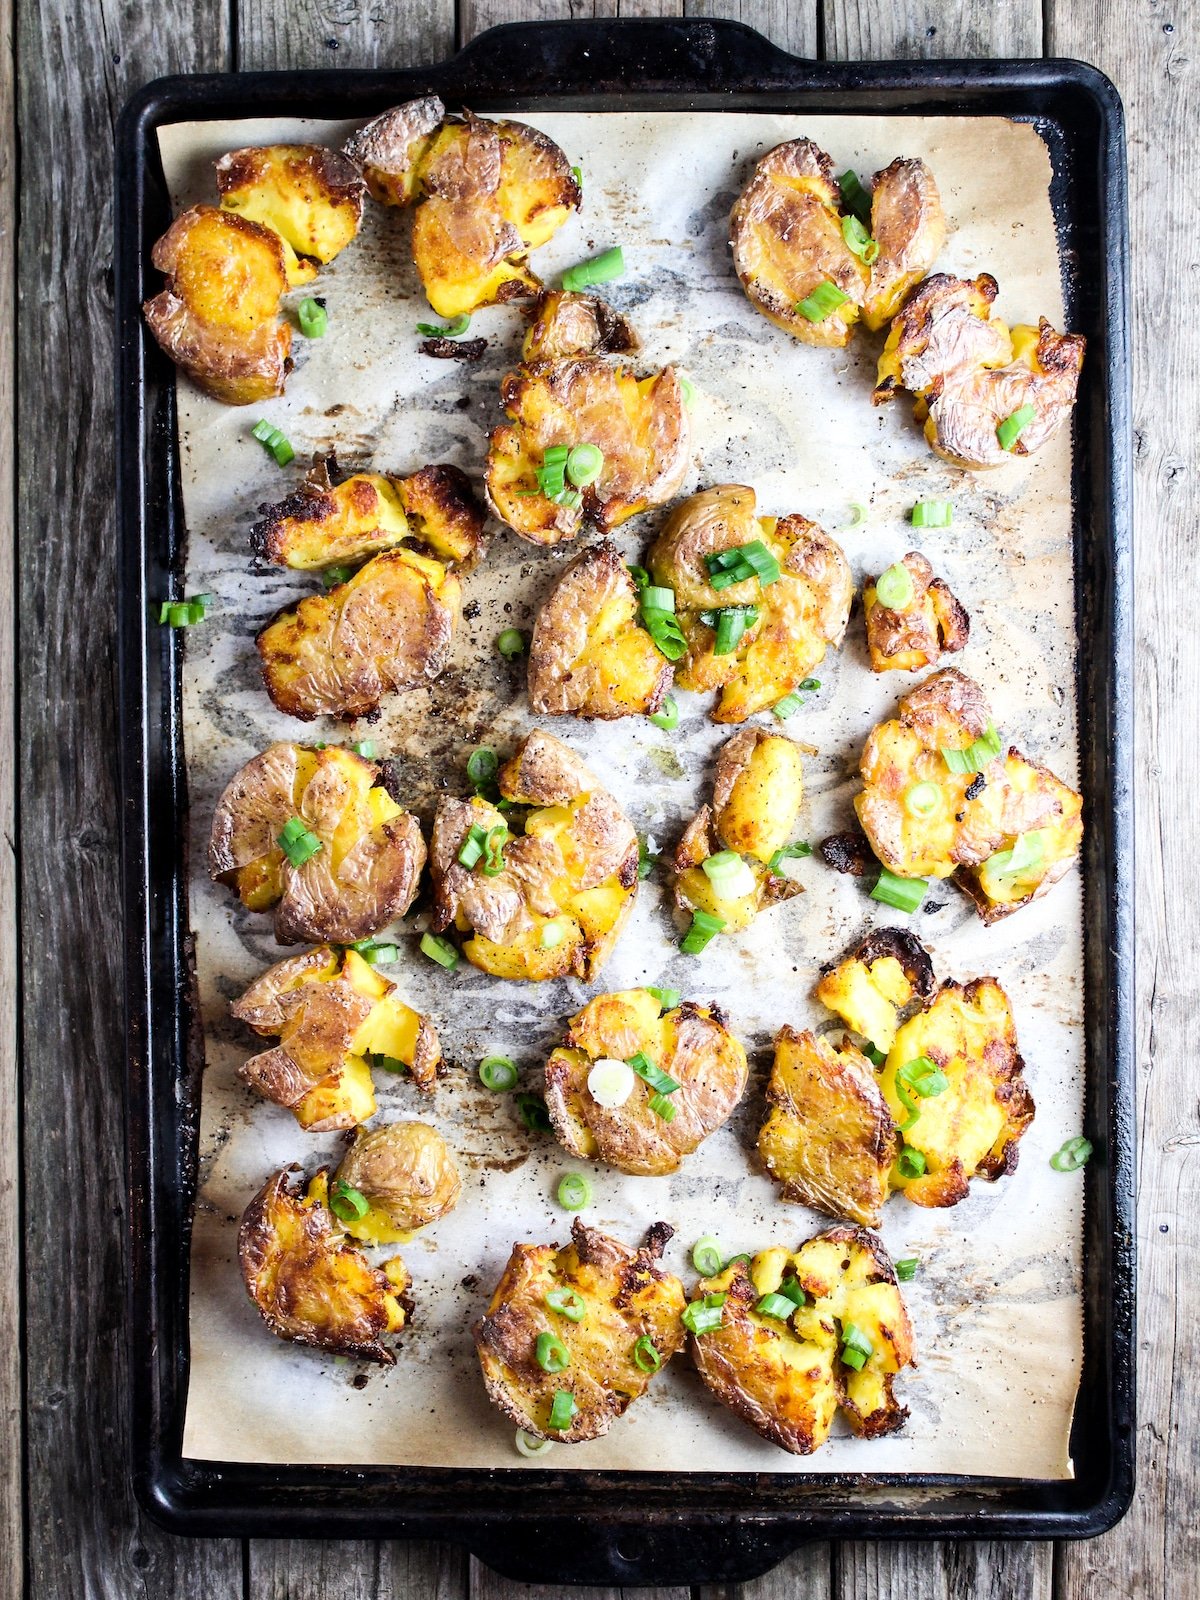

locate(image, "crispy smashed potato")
[[528, 540, 673, 719], [958, 752, 1085, 922], [674, 729, 807, 932], [815, 927, 935, 1054], [758, 1029, 898, 1227], [257, 546, 461, 721], [473, 1218, 685, 1441], [429, 730, 639, 981], [730, 139, 945, 346], [864, 552, 969, 673], [648, 486, 852, 722], [543, 988, 748, 1176], [142, 205, 291, 405], [874, 272, 1085, 468], [334, 1121, 462, 1243], [215, 144, 366, 284], [688, 1228, 915, 1455], [239, 1166, 409, 1362], [232, 945, 441, 1130], [522, 290, 639, 362], [252, 461, 486, 572], [345, 98, 581, 318], [209, 742, 424, 944]]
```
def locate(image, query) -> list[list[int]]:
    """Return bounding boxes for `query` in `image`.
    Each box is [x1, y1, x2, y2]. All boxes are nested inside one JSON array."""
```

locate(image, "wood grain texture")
[[15, 0, 244, 1592], [471, 1559, 690, 1599], [701, 1546, 833, 1600], [835, 1542, 1053, 1599], [824, 0, 1041, 58], [237, 0, 456, 71], [459, 0, 682, 45], [1045, 4, 1190, 1593], [251, 1541, 469, 1598]]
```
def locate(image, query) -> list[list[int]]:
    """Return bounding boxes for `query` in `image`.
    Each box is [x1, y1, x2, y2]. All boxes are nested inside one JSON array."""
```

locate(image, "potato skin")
[[527, 540, 673, 719], [863, 157, 947, 331], [215, 143, 366, 274], [863, 551, 969, 673], [958, 751, 1084, 922], [209, 742, 425, 944], [473, 1218, 685, 1442], [142, 204, 291, 404], [239, 1167, 409, 1362], [544, 988, 748, 1176], [343, 95, 445, 206], [522, 290, 640, 362], [815, 926, 936, 1054], [648, 485, 852, 722], [335, 1121, 462, 1242], [688, 1228, 915, 1455]]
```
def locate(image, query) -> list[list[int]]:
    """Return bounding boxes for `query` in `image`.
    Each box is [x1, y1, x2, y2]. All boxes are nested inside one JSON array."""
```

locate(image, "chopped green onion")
[[547, 1390, 577, 1431], [251, 418, 295, 466], [647, 1092, 677, 1122], [681, 909, 724, 954], [466, 746, 499, 791], [632, 1335, 661, 1373], [840, 1321, 874, 1369], [543, 445, 569, 466], [420, 931, 458, 970], [682, 1292, 726, 1336], [481, 824, 508, 877], [874, 562, 914, 610], [864, 1043, 887, 1068], [158, 593, 213, 627], [777, 1275, 807, 1306], [845, 502, 867, 527], [328, 1179, 369, 1222], [536, 1332, 570, 1375], [756, 1291, 798, 1321], [895, 1257, 918, 1281], [773, 692, 803, 719], [691, 1237, 723, 1276], [516, 1092, 553, 1133], [277, 816, 322, 868], [366, 1052, 408, 1075], [637, 835, 659, 880], [871, 867, 927, 914], [515, 1428, 554, 1458], [496, 628, 526, 660], [416, 312, 471, 338], [627, 1051, 680, 1097], [987, 829, 1046, 876], [350, 939, 398, 966], [627, 564, 650, 590], [457, 823, 487, 869], [941, 723, 1002, 775], [640, 583, 688, 662], [894, 1054, 950, 1132], [796, 279, 850, 323], [1050, 1135, 1093, 1172], [911, 499, 954, 528], [704, 540, 780, 590], [800, 677, 821, 691], [540, 918, 570, 948], [479, 1056, 519, 1092], [561, 245, 625, 294], [351, 739, 376, 759], [566, 443, 604, 487], [570, 164, 583, 189], [838, 169, 873, 227], [701, 850, 757, 900], [904, 781, 942, 818], [648, 694, 679, 731], [840, 1346, 868, 1371], [896, 1145, 927, 1179], [322, 564, 354, 587], [997, 403, 1036, 452], [699, 604, 759, 655], [642, 584, 675, 613], [547, 1286, 586, 1322], [679, 375, 696, 407], [645, 986, 680, 1013], [297, 297, 327, 338], [841, 213, 879, 264], [768, 841, 812, 874], [556, 1172, 592, 1211], [723, 1253, 752, 1271]]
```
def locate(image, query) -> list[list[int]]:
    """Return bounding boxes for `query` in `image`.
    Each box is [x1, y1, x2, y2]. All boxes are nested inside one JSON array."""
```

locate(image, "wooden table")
[[3, 0, 1180, 1594]]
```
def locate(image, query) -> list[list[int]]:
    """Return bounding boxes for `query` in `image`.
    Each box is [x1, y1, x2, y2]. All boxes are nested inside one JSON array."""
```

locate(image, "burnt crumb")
[[819, 831, 876, 877], [461, 1274, 479, 1291], [955, 812, 964, 822], [643, 1220, 675, 1259], [455, 395, 471, 410], [377, 758, 404, 803], [463, 599, 481, 621], [925, 900, 944, 914], [420, 336, 488, 362], [965, 773, 987, 801], [351, 1371, 369, 1390]]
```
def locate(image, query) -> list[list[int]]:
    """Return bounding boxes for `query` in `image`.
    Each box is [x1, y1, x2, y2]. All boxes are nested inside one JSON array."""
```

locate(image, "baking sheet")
[[159, 110, 1085, 1477]]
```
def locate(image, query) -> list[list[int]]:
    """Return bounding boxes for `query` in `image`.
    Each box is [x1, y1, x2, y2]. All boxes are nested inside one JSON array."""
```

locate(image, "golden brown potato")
[[730, 141, 944, 346], [543, 988, 748, 1176], [673, 729, 807, 933], [257, 546, 461, 721], [239, 1166, 409, 1362], [473, 1218, 686, 1441], [527, 541, 673, 719], [882, 977, 1034, 1207], [874, 273, 1085, 469], [428, 730, 639, 982], [215, 143, 366, 283], [648, 485, 852, 722], [863, 551, 969, 673], [142, 204, 291, 405], [232, 945, 441, 1130], [814, 927, 935, 1055], [251, 461, 486, 573], [345, 101, 581, 319], [209, 742, 424, 944], [687, 1228, 915, 1455], [957, 752, 1085, 922], [522, 290, 640, 362], [334, 1121, 462, 1243]]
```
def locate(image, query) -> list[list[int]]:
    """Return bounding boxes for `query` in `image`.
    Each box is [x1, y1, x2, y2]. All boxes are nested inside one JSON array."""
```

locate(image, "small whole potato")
[[335, 1121, 463, 1242]]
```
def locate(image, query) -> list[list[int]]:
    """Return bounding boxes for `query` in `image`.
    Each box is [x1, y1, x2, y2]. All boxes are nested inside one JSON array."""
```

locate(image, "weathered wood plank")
[[470, 1557, 690, 1599], [16, 0, 244, 1591], [238, 0, 456, 72], [835, 1541, 1053, 1600], [824, 0, 1042, 59], [250, 1540, 468, 1598], [459, 0, 683, 46], [701, 1545, 833, 1600], [1045, 1, 1190, 1591]]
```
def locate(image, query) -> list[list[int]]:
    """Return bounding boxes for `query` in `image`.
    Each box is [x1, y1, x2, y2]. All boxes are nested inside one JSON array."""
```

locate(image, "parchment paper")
[[159, 110, 1085, 1477]]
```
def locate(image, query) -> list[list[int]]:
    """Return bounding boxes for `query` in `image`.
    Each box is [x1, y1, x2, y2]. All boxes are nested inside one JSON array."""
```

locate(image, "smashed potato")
[[473, 1218, 685, 1441], [648, 485, 852, 722], [527, 540, 673, 719], [815, 926, 935, 1055], [334, 1121, 462, 1243], [233, 945, 441, 1130], [522, 290, 639, 362], [142, 204, 291, 405], [428, 730, 639, 981], [959, 752, 1085, 922], [257, 546, 461, 721], [730, 139, 945, 347], [543, 988, 748, 1176], [874, 273, 1085, 468], [239, 1166, 409, 1362], [674, 729, 807, 933], [216, 144, 366, 283], [209, 742, 424, 944], [345, 99, 580, 318], [688, 1228, 915, 1455], [863, 552, 969, 673], [252, 461, 486, 572]]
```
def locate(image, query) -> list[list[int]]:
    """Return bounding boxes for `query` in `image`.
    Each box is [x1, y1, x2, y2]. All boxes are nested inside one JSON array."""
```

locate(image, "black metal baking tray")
[[115, 16, 1134, 1586]]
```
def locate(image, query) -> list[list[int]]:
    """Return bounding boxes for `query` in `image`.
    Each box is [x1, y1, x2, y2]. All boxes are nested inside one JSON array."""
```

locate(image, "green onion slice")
[[896, 1144, 927, 1179], [941, 722, 1002, 774], [546, 1286, 586, 1322], [772, 691, 803, 719], [691, 1237, 723, 1276], [987, 829, 1046, 876], [416, 312, 471, 338], [420, 931, 458, 970], [251, 418, 295, 465], [366, 1052, 408, 1075], [540, 918, 570, 948], [322, 564, 354, 588], [158, 593, 213, 627], [874, 562, 914, 610], [457, 824, 486, 869], [645, 986, 680, 1013], [796, 279, 850, 323], [904, 781, 941, 818], [845, 502, 867, 528], [648, 694, 679, 732], [894, 1054, 949, 1132], [679, 375, 696, 407], [997, 403, 1036, 452], [350, 939, 398, 966], [479, 1056, 519, 1092], [328, 1179, 369, 1222], [466, 746, 499, 791], [496, 628, 526, 660], [637, 835, 659, 880], [561, 245, 625, 294], [699, 605, 759, 655], [547, 1390, 578, 1431], [682, 1292, 727, 1336], [570, 164, 583, 189], [1050, 1135, 1093, 1172], [895, 1257, 918, 1282], [351, 739, 376, 759], [680, 909, 724, 954], [481, 824, 508, 877], [840, 1321, 874, 1369], [704, 540, 781, 589], [800, 677, 821, 691], [756, 1291, 797, 1321], [632, 1335, 661, 1373], [864, 1043, 887, 1068], [723, 1253, 752, 1271], [277, 816, 322, 868], [515, 1428, 554, 1458], [556, 1172, 592, 1211], [566, 443, 604, 487], [297, 297, 327, 338], [536, 1332, 570, 1375], [627, 1051, 680, 1097], [516, 1092, 553, 1133], [647, 1092, 677, 1122], [871, 867, 927, 914], [837, 168, 873, 227], [640, 583, 688, 662], [841, 213, 879, 264], [767, 841, 812, 874], [911, 499, 954, 528], [627, 564, 650, 590], [778, 1275, 807, 1306]]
